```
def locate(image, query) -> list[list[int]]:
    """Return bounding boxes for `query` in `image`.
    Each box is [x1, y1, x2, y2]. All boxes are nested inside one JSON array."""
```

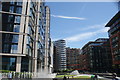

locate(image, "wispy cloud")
[[80, 24, 104, 31], [52, 23, 109, 42], [64, 27, 109, 42], [60, 23, 106, 34], [51, 14, 86, 20]]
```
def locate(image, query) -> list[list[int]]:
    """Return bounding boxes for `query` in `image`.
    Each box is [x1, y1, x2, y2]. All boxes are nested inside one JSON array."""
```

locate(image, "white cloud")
[[61, 23, 107, 34], [51, 14, 86, 20], [65, 32, 94, 42], [64, 27, 109, 42], [81, 24, 104, 31], [51, 23, 110, 42]]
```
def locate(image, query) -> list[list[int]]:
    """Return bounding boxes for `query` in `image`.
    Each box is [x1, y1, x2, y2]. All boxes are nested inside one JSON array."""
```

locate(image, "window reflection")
[[30, 8, 35, 21], [14, 16, 21, 23], [10, 2, 14, 5], [14, 24, 20, 32], [11, 44, 18, 53], [4, 14, 21, 32], [28, 25, 34, 38], [26, 36, 33, 56], [26, 45, 32, 56], [16, 7, 22, 14], [10, 0, 15, 5], [16, 2, 22, 6], [2, 34, 19, 53], [27, 36, 33, 45], [9, 6, 14, 13], [12, 35, 19, 43]]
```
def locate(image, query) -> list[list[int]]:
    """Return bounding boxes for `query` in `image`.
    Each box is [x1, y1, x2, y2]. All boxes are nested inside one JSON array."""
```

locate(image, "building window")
[[5, 24, 12, 32], [2, 57, 16, 71], [30, 8, 35, 20], [14, 16, 21, 23], [27, 36, 33, 46], [28, 26, 34, 37], [38, 42, 41, 49], [3, 44, 10, 53], [16, 2, 22, 6], [8, 15, 14, 22], [9, 6, 14, 13], [4, 34, 11, 43], [13, 24, 20, 32], [16, 7, 22, 14], [115, 55, 120, 60], [11, 44, 18, 53], [12, 35, 19, 43], [26, 36, 33, 56], [10, 0, 15, 5], [3, 34, 19, 53], [26, 45, 32, 56], [21, 57, 29, 72]]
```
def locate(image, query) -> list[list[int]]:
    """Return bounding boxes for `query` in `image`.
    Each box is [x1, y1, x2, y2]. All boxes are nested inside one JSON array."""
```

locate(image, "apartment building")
[[66, 47, 80, 70], [53, 39, 66, 71], [0, 0, 52, 73], [80, 38, 112, 73], [105, 11, 120, 75]]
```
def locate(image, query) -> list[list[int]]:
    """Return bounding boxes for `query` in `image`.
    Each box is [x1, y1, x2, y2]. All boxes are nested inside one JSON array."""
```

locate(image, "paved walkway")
[[99, 76, 120, 80], [68, 74, 120, 80], [97, 76, 111, 80]]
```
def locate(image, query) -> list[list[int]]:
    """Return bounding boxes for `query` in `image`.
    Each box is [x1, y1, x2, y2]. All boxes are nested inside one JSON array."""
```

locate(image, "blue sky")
[[46, 2, 118, 48]]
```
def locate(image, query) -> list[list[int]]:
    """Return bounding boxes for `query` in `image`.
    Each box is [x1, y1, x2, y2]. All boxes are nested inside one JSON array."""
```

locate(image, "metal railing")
[[1, 72, 32, 79]]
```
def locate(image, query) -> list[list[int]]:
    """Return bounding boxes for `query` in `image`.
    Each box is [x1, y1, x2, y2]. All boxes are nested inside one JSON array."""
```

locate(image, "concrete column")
[[44, 6, 50, 73], [0, 3, 1, 66], [16, 57, 22, 72], [28, 59, 32, 72], [23, 1, 30, 55], [18, 1, 27, 54], [40, 62, 42, 72], [32, 58, 37, 73]]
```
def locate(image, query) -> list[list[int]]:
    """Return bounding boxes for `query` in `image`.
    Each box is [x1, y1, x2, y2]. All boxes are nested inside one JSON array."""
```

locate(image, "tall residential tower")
[[0, 0, 52, 73], [53, 39, 66, 71]]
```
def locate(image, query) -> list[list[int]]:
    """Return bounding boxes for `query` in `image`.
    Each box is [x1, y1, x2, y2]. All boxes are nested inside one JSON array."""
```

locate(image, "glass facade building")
[[0, 0, 52, 73]]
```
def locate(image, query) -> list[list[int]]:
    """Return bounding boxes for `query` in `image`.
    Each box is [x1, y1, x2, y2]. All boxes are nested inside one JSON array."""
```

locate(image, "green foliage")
[[0, 70, 11, 73], [74, 76, 91, 79], [56, 74, 75, 78]]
